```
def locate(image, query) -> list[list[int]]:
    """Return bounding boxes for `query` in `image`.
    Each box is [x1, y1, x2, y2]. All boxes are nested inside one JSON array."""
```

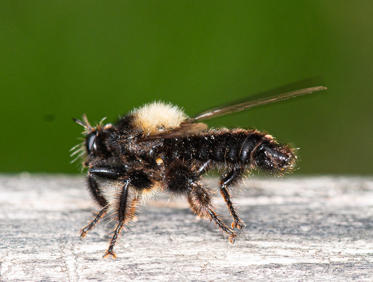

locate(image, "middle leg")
[[104, 179, 131, 259]]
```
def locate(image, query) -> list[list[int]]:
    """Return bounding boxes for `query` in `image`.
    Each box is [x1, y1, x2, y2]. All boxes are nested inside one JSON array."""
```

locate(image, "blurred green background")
[[0, 1, 372, 174]]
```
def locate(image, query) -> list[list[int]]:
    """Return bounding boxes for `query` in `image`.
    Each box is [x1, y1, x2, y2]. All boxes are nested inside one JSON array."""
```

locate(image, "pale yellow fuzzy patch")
[[132, 102, 188, 134], [141, 182, 164, 203]]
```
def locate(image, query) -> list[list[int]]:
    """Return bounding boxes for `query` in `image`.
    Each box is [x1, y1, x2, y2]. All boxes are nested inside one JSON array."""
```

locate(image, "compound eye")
[[87, 133, 97, 153]]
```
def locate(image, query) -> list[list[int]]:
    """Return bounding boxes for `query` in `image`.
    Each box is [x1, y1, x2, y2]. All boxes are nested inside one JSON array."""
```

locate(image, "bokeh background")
[[0, 1, 372, 174]]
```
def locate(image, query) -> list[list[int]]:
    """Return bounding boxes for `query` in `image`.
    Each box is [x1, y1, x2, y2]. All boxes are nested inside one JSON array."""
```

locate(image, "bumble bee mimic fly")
[[72, 85, 326, 258]]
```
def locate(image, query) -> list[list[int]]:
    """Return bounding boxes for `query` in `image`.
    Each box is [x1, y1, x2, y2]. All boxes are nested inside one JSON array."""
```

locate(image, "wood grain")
[[1, 175, 373, 281]]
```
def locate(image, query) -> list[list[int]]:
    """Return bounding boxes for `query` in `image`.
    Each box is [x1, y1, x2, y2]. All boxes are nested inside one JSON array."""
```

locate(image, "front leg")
[[80, 175, 109, 238], [220, 167, 245, 230], [81, 169, 121, 238], [89, 167, 148, 258], [87, 174, 109, 207], [89, 166, 125, 180], [80, 205, 108, 238]]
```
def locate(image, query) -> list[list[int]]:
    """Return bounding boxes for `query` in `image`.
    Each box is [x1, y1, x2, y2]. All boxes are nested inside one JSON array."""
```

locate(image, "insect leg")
[[87, 175, 109, 207], [80, 176, 109, 237], [80, 175, 109, 238], [195, 160, 212, 177], [220, 167, 245, 229], [104, 179, 130, 259], [89, 166, 124, 180], [187, 182, 237, 243], [80, 205, 108, 238]]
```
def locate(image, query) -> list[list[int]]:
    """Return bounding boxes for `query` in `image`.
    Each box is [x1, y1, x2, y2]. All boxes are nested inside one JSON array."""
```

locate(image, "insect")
[[73, 85, 326, 258]]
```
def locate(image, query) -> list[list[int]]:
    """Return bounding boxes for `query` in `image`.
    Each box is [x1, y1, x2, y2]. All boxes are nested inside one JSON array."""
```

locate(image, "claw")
[[229, 234, 236, 244], [103, 249, 117, 259], [80, 230, 87, 238], [80, 226, 90, 238], [231, 220, 245, 230]]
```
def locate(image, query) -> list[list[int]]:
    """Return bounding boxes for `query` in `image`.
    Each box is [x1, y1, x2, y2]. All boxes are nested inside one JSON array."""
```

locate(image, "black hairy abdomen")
[[164, 131, 266, 165]]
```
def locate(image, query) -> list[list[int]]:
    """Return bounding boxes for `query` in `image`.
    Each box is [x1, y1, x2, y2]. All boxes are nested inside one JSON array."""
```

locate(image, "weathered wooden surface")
[[1, 175, 373, 281]]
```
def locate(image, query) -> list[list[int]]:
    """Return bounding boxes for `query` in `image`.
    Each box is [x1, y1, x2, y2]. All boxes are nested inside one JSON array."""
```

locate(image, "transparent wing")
[[140, 83, 327, 140], [189, 85, 327, 122]]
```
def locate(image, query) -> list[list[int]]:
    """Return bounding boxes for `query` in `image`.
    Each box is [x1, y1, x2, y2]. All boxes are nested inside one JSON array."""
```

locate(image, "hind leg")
[[220, 167, 245, 229], [188, 182, 236, 242], [166, 161, 236, 242]]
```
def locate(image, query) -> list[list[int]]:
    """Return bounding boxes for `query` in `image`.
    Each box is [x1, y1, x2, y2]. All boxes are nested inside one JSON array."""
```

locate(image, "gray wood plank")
[[1, 175, 373, 281]]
